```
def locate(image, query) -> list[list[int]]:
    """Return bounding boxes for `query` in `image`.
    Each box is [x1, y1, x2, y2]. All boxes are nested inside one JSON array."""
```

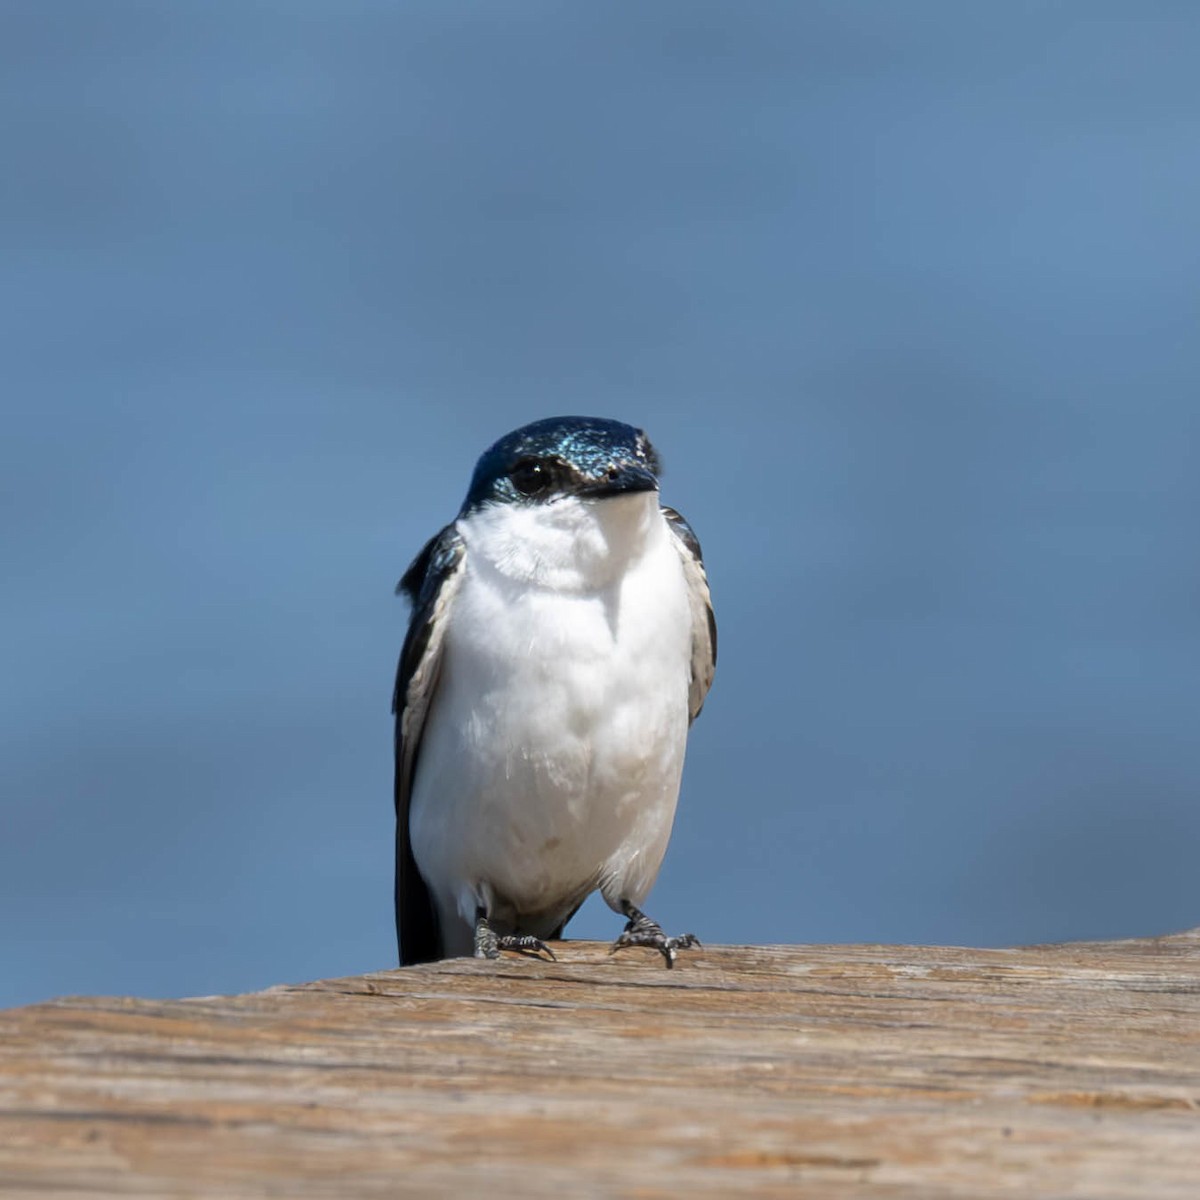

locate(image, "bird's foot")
[[609, 902, 700, 969], [473, 913, 556, 961]]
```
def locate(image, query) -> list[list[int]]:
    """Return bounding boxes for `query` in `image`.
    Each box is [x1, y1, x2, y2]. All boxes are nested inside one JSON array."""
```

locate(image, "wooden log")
[[2, 932, 1198, 1197]]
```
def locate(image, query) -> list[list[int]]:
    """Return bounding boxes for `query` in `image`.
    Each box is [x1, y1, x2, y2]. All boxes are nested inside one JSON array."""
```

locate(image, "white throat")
[[457, 491, 662, 592]]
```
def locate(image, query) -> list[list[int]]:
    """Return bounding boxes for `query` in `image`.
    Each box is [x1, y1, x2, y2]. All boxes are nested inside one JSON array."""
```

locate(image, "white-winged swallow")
[[393, 416, 716, 967]]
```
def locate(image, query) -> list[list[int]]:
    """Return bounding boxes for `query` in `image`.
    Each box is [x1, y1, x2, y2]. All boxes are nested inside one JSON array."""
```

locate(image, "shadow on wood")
[[2, 933, 1199, 1197]]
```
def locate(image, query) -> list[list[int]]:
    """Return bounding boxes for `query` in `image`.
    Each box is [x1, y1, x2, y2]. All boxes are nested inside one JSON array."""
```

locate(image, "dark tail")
[[395, 819, 442, 965]]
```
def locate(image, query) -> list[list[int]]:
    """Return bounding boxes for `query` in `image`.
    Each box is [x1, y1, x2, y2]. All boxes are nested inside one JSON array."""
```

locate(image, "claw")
[[496, 933, 556, 961], [473, 912, 556, 961], [609, 903, 700, 968]]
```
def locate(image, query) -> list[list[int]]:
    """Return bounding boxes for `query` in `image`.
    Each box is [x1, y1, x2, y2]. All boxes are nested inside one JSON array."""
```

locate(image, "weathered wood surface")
[[2, 933, 1199, 1198]]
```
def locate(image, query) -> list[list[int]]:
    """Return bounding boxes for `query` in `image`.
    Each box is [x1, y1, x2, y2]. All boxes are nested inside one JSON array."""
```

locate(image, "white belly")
[[409, 509, 692, 953]]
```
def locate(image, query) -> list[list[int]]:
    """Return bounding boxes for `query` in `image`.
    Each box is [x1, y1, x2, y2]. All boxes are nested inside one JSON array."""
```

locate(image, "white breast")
[[408, 490, 693, 953]]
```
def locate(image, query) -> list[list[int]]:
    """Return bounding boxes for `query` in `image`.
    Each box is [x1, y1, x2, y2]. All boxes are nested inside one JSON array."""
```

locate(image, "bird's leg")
[[609, 900, 700, 968], [473, 909, 556, 961]]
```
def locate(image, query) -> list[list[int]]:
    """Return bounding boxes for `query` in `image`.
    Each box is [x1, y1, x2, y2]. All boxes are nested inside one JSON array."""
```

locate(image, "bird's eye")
[[509, 458, 551, 496]]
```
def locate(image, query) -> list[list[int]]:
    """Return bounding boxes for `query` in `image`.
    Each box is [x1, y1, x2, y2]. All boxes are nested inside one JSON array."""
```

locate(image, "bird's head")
[[456, 417, 664, 589], [460, 416, 661, 515]]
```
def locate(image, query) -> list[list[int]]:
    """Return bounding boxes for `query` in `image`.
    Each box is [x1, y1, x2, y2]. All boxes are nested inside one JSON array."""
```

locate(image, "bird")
[[392, 416, 716, 968]]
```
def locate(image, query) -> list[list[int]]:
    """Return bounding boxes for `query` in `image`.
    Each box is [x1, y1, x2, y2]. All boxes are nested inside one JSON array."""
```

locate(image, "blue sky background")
[[3, 3, 1199, 1009]]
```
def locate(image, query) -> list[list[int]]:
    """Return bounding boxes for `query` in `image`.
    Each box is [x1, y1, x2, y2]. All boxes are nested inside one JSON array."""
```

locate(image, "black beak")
[[580, 460, 659, 498]]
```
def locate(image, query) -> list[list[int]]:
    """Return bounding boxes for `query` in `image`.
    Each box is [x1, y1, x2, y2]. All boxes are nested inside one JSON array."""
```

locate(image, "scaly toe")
[[610, 929, 700, 969], [495, 934, 556, 961]]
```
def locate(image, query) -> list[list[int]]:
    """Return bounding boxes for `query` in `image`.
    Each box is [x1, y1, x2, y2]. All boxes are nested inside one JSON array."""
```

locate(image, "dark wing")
[[392, 524, 466, 965], [661, 506, 717, 723]]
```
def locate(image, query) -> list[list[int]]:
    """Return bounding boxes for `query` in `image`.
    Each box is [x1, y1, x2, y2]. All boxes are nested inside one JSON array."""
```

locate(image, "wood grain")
[[2, 932, 1199, 1197]]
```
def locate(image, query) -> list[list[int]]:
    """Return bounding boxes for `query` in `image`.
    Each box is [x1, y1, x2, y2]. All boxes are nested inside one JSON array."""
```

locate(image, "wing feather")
[[661, 506, 717, 723], [392, 524, 466, 965]]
